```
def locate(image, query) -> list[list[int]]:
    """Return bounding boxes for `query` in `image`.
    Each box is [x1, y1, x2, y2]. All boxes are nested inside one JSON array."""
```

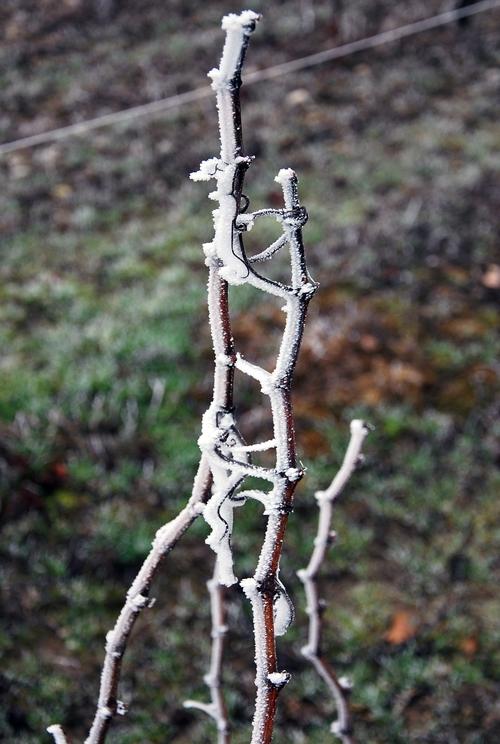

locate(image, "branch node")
[[300, 644, 314, 659], [116, 700, 128, 716], [240, 577, 258, 599], [127, 593, 149, 610], [285, 466, 303, 482], [267, 671, 291, 689], [216, 353, 236, 367], [296, 281, 317, 298], [283, 206, 308, 228], [211, 624, 228, 639], [190, 157, 222, 182]]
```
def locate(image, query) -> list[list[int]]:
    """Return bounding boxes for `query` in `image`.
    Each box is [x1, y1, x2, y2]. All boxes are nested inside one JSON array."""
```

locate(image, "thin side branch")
[[297, 420, 370, 743], [184, 559, 230, 744], [71, 459, 212, 744], [48, 459, 213, 742]]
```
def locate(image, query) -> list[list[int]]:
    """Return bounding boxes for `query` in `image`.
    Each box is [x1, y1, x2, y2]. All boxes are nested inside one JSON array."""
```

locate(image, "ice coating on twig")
[[273, 575, 295, 636], [196, 11, 260, 281], [47, 457, 213, 744], [48, 11, 317, 744], [298, 420, 370, 743], [221, 10, 260, 31], [47, 726, 69, 744], [190, 10, 317, 743], [267, 671, 290, 687], [184, 560, 230, 743]]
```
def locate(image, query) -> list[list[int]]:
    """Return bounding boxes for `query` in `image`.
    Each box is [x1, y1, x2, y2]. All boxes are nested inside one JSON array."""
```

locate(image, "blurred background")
[[1, 1, 499, 742]]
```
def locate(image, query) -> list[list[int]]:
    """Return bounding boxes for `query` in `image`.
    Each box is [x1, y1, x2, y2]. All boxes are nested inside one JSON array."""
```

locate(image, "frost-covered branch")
[[189, 11, 317, 743], [48, 458, 213, 744], [47, 18, 248, 741], [46, 725, 69, 744], [50, 10, 319, 744], [184, 559, 230, 744], [297, 420, 370, 743]]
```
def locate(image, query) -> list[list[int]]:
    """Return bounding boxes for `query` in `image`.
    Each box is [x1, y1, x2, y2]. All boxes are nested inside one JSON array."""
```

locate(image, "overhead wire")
[[0, 0, 498, 156]]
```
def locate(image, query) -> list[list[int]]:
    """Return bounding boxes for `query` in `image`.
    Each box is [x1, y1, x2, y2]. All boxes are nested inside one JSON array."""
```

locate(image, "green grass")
[[2, 187, 499, 743], [1, 1, 500, 741]]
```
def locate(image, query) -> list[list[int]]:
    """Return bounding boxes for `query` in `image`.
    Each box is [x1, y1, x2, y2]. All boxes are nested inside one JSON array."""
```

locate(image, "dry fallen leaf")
[[459, 636, 478, 657], [481, 264, 500, 289], [359, 333, 380, 352], [53, 183, 73, 200], [385, 610, 417, 645]]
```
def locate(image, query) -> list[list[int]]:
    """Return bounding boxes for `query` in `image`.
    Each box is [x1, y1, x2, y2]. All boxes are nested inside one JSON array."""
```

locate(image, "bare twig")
[[188, 11, 317, 743], [297, 420, 370, 743], [239, 167, 315, 744], [48, 460, 213, 742], [65, 458, 212, 744], [47, 9, 244, 736], [49, 10, 317, 743], [184, 559, 230, 743]]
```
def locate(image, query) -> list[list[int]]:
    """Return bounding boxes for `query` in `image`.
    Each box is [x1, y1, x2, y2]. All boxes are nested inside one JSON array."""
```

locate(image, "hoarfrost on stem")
[[298, 419, 371, 743], [48, 9, 325, 744], [189, 10, 317, 743]]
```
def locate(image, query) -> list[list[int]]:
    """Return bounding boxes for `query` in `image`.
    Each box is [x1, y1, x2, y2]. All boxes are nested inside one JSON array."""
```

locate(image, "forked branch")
[[298, 420, 371, 743], [188, 11, 316, 744], [49, 10, 318, 744], [188, 11, 317, 744]]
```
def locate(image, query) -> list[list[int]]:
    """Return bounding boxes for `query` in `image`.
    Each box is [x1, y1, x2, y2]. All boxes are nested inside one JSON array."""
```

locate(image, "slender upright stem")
[[190, 12, 317, 743], [241, 169, 315, 744], [47, 14, 243, 738], [184, 559, 230, 744], [297, 420, 370, 742]]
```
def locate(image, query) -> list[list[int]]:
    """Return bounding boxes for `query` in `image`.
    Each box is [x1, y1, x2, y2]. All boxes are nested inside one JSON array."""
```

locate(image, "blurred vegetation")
[[0, 1, 499, 742]]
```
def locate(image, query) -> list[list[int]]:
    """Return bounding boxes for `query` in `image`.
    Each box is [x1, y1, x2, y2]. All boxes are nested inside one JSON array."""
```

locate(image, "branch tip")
[[47, 725, 69, 744], [274, 167, 296, 186], [221, 10, 261, 33]]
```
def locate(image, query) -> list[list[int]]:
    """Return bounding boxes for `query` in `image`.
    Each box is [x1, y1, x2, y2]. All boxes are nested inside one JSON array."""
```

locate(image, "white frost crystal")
[[273, 577, 294, 636], [221, 10, 260, 32], [285, 467, 302, 481], [267, 671, 290, 686], [189, 157, 221, 182]]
